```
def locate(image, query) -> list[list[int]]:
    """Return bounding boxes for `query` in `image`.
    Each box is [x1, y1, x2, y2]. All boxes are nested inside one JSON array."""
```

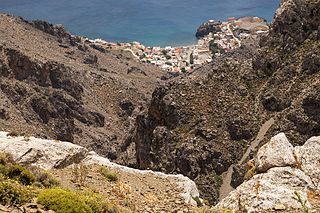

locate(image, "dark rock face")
[[119, 99, 135, 116], [195, 20, 221, 39], [83, 54, 98, 65], [302, 51, 320, 75], [127, 66, 147, 76], [261, 94, 291, 112], [231, 165, 246, 188], [29, 20, 81, 46], [227, 119, 254, 141], [302, 88, 320, 123], [0, 46, 105, 142]]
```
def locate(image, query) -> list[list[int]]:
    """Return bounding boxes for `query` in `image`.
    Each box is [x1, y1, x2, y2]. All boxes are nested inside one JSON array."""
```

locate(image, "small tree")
[[190, 53, 194, 64], [209, 41, 219, 55]]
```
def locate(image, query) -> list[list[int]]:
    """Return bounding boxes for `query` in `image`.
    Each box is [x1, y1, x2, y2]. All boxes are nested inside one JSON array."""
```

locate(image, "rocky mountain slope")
[[122, 0, 320, 204], [0, 0, 319, 210], [0, 13, 163, 161], [0, 131, 199, 212]]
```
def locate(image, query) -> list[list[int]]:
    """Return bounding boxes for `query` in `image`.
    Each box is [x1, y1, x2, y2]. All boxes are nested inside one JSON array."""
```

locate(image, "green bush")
[[99, 166, 119, 182], [35, 171, 59, 188], [80, 190, 119, 213], [181, 67, 187, 73], [0, 152, 15, 166], [6, 164, 36, 185], [38, 188, 121, 213], [37, 188, 93, 213], [0, 180, 36, 205]]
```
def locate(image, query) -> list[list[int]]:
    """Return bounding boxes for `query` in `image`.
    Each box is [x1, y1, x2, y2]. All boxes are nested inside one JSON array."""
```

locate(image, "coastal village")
[[88, 16, 269, 72]]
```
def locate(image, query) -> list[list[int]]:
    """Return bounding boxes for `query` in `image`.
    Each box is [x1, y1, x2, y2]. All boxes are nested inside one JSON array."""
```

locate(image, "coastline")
[[87, 16, 269, 72]]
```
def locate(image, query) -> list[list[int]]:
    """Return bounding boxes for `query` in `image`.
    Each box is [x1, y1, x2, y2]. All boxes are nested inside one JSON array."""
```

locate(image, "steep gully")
[[219, 117, 275, 200]]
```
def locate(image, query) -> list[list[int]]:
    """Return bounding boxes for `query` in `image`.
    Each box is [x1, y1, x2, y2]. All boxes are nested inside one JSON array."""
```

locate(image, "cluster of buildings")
[[88, 17, 269, 72]]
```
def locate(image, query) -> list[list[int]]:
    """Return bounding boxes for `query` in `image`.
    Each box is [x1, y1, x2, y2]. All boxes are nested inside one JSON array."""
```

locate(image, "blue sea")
[[0, 0, 279, 47]]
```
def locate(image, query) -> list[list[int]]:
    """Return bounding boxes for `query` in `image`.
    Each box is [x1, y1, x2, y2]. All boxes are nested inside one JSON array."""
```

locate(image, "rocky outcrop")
[[195, 20, 221, 38], [217, 133, 320, 212], [255, 133, 296, 172], [29, 19, 81, 46], [0, 131, 199, 206], [0, 131, 87, 169]]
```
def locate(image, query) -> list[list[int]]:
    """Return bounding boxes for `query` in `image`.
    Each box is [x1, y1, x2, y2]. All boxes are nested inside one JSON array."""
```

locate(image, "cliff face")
[[195, 20, 221, 38], [126, 0, 320, 204], [0, 14, 163, 160]]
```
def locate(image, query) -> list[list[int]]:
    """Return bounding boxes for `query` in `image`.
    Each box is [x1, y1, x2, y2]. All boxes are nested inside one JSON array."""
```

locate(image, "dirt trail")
[[219, 118, 275, 201]]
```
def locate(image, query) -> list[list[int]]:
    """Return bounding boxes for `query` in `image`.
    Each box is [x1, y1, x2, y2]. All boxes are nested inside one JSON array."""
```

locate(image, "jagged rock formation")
[[0, 13, 163, 160], [217, 133, 320, 212], [0, 131, 199, 208], [124, 0, 320, 204], [195, 20, 221, 38]]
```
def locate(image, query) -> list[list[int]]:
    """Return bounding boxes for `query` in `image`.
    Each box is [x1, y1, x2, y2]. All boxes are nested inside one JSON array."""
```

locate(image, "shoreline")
[[87, 16, 269, 72]]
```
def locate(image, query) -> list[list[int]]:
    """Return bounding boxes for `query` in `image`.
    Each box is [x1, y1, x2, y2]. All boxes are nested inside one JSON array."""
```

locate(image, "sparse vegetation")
[[244, 160, 256, 180], [38, 188, 93, 213], [0, 180, 36, 205], [35, 170, 59, 188], [72, 163, 88, 186], [81, 189, 122, 213], [195, 206, 236, 213], [0, 152, 14, 165], [5, 164, 36, 185], [209, 41, 219, 55], [294, 191, 309, 213], [212, 171, 223, 187], [193, 196, 203, 207], [38, 188, 123, 213], [7, 130, 20, 137], [99, 166, 119, 182]]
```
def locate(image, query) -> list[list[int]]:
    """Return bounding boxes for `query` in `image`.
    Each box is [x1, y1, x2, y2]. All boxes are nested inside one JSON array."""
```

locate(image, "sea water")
[[0, 0, 279, 47]]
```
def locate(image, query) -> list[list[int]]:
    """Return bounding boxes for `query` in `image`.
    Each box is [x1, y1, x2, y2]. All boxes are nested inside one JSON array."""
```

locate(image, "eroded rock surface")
[[256, 133, 295, 172], [217, 133, 320, 212]]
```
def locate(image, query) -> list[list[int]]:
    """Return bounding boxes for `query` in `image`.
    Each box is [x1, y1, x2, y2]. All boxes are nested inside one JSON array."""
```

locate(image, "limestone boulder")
[[217, 167, 314, 212], [255, 133, 296, 172], [0, 131, 88, 169], [294, 136, 320, 190]]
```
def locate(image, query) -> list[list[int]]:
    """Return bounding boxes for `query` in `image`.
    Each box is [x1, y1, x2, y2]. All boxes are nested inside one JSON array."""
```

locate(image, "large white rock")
[[0, 131, 88, 169], [217, 133, 320, 212], [294, 136, 320, 190], [255, 133, 296, 172], [217, 167, 314, 213]]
